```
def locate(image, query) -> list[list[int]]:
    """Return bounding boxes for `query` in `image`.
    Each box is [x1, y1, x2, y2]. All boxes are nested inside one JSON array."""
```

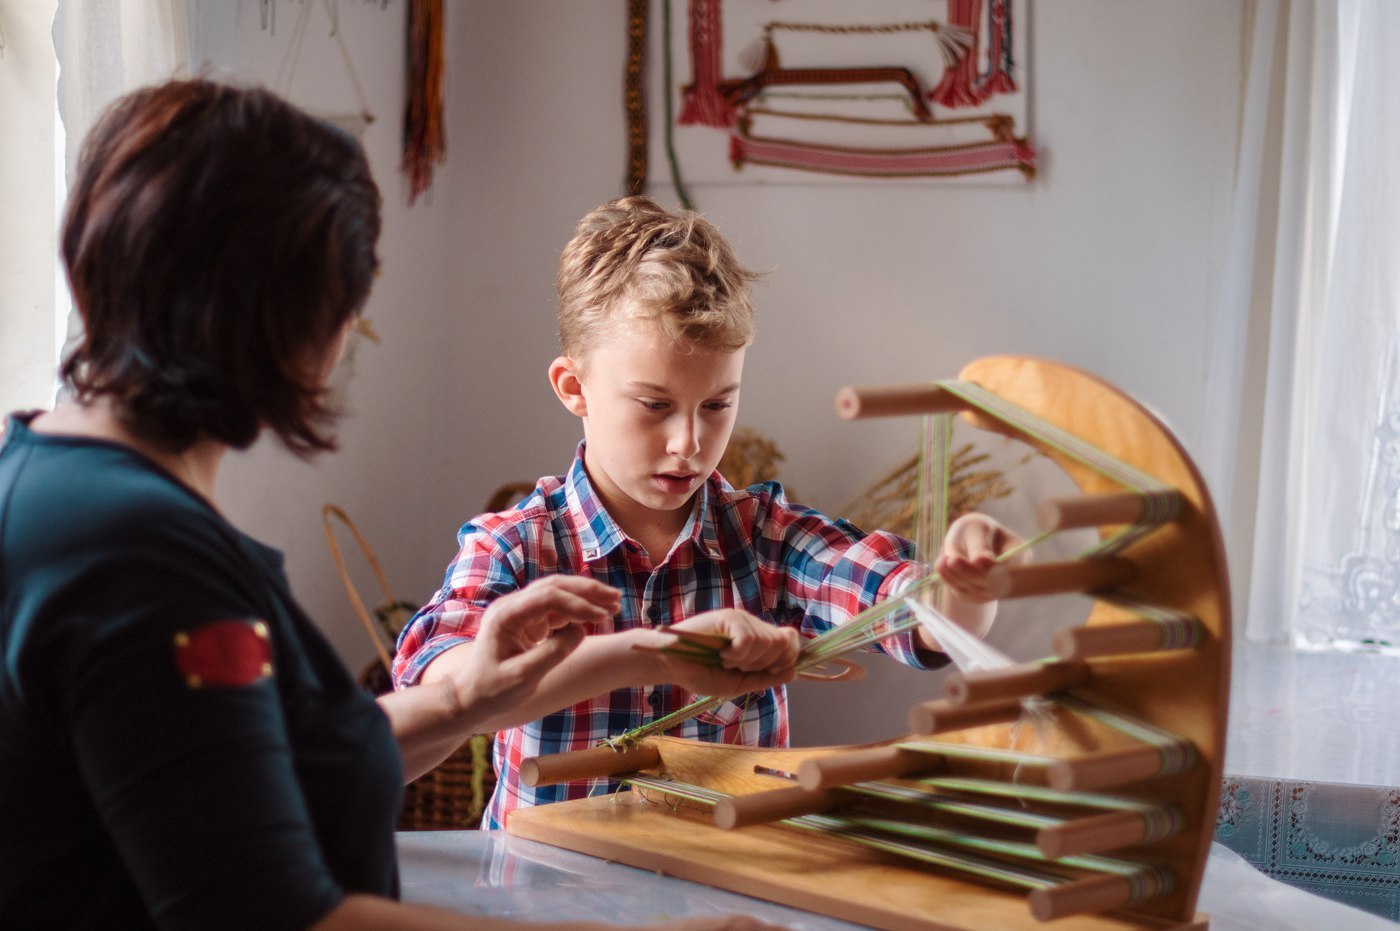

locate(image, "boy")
[[393, 196, 1014, 828]]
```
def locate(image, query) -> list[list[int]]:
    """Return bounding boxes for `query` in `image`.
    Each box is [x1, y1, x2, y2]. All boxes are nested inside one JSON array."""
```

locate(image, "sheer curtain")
[[51, 0, 191, 371], [1205, 0, 1400, 648], [54, 0, 190, 179]]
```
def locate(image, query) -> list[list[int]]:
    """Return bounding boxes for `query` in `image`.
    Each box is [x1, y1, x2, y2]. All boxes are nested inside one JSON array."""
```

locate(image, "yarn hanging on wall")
[[402, 0, 445, 205]]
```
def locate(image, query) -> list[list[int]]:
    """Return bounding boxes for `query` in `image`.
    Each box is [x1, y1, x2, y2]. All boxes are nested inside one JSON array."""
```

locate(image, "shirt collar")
[[564, 442, 726, 564]]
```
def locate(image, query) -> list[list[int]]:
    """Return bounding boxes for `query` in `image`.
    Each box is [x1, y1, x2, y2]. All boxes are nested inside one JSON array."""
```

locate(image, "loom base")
[[506, 792, 1207, 931]]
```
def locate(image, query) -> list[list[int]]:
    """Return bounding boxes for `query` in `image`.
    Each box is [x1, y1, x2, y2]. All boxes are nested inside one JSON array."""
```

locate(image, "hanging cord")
[[662, 0, 696, 209], [273, 0, 375, 135]]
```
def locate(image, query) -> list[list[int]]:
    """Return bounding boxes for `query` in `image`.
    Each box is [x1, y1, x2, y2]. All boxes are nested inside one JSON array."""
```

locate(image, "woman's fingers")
[[479, 577, 619, 655]]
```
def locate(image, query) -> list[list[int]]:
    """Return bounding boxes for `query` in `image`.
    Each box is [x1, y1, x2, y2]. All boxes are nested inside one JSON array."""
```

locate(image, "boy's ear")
[[548, 355, 588, 417]]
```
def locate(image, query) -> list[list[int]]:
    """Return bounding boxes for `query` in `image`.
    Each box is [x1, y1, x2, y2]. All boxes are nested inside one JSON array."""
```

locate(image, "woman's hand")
[[447, 576, 620, 728]]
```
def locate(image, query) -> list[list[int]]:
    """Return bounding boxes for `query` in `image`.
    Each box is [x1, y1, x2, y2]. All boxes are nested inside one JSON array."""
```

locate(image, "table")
[[398, 830, 1394, 930]]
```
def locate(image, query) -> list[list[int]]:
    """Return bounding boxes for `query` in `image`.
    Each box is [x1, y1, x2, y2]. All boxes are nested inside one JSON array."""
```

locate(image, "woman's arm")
[[382, 574, 797, 781], [413, 608, 798, 742], [377, 574, 612, 781]]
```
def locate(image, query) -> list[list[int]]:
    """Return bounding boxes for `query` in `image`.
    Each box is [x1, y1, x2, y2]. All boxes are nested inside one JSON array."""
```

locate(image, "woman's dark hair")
[[59, 79, 382, 456]]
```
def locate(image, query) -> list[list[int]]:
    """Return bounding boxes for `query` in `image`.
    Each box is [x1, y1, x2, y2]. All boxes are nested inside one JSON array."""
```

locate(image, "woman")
[[0, 79, 778, 931]]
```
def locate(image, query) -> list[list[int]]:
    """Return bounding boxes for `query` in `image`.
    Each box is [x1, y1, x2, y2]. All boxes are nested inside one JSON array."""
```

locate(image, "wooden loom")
[[507, 357, 1229, 931]]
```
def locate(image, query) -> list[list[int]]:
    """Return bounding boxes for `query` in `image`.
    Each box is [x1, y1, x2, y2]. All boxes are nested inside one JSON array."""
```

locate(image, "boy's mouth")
[[653, 471, 698, 495]]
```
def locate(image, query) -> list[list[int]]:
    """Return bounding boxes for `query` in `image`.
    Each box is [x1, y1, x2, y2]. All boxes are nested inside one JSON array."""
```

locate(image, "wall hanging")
[[661, 0, 1035, 187]]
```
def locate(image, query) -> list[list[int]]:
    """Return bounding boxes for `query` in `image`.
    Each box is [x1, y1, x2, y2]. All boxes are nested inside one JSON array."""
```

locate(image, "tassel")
[[401, 0, 446, 205], [677, 0, 734, 128]]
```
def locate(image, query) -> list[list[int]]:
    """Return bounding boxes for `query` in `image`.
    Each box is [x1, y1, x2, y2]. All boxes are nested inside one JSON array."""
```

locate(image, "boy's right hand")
[[646, 608, 799, 697]]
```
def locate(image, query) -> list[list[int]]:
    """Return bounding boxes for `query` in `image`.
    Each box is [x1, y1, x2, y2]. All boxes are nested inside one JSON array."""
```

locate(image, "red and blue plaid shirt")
[[393, 444, 935, 828]]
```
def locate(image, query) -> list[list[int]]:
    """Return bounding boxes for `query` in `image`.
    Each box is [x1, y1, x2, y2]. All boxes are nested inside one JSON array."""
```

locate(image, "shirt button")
[[648, 692, 662, 708], [647, 604, 661, 622]]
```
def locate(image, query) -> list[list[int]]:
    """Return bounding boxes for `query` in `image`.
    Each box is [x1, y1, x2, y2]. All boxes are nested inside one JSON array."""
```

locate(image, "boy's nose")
[[668, 418, 701, 459]]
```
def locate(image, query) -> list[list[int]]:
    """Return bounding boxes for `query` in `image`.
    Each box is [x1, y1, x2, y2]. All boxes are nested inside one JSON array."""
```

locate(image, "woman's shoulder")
[[2, 435, 238, 584]]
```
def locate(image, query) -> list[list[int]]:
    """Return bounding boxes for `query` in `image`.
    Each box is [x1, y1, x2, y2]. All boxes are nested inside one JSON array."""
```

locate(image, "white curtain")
[[55, 0, 191, 180], [0, 0, 190, 418], [1205, 0, 1400, 648], [52, 0, 191, 362]]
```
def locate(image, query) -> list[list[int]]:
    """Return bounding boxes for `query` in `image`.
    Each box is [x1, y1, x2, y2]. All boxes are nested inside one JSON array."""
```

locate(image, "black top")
[[0, 413, 402, 930]]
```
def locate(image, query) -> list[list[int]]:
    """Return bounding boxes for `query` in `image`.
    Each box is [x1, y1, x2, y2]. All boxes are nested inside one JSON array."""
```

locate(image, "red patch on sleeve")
[[173, 620, 273, 689]]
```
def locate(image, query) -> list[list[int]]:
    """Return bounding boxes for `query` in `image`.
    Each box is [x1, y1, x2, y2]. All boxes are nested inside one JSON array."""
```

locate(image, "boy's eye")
[[704, 401, 734, 412], [639, 400, 669, 412]]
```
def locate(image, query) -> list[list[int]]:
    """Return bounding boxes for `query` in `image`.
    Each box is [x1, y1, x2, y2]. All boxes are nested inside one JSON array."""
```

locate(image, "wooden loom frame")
[[507, 357, 1229, 930]]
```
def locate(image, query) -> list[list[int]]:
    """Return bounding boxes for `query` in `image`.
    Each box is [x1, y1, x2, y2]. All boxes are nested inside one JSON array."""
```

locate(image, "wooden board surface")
[[508, 793, 1206, 931]]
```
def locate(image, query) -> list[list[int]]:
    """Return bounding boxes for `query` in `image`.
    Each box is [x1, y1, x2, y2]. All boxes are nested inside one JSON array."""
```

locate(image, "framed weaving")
[[659, 0, 1036, 186]]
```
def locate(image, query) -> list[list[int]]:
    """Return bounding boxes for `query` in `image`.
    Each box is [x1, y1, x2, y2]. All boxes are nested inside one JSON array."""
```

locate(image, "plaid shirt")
[[393, 444, 935, 828]]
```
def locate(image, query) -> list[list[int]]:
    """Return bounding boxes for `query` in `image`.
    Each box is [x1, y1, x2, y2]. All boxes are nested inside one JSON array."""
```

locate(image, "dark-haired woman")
[[0, 80, 776, 931]]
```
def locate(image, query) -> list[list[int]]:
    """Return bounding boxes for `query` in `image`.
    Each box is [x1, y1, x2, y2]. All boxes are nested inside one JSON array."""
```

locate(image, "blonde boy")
[[394, 197, 1011, 828]]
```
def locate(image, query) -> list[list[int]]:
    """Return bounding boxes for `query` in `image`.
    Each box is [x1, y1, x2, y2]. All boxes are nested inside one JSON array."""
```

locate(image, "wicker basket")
[[324, 504, 495, 830]]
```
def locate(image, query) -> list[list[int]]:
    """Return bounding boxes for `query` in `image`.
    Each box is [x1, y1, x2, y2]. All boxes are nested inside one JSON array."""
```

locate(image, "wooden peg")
[[1037, 809, 1174, 858], [834, 384, 968, 420], [943, 661, 1090, 706], [907, 697, 1024, 735], [520, 743, 662, 788], [797, 746, 936, 791], [713, 785, 847, 830], [1028, 873, 1156, 922], [1047, 746, 1169, 793], [1035, 492, 1150, 531], [1054, 618, 1205, 659], [986, 557, 1134, 599]]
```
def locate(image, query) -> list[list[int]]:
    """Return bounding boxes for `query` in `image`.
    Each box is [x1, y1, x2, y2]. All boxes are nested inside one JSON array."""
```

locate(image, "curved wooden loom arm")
[[511, 358, 1228, 931], [717, 66, 934, 121]]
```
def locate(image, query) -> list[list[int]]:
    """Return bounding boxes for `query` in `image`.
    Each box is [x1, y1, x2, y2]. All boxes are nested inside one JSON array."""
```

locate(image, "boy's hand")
[[450, 575, 620, 727], [934, 512, 1023, 604], [647, 608, 799, 696]]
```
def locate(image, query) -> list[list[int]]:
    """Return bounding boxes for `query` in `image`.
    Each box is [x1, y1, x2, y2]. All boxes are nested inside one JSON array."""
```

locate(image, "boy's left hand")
[[934, 513, 1023, 604]]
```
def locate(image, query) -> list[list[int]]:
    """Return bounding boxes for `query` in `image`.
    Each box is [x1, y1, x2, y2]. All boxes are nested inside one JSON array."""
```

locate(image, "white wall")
[[192, 1, 1245, 744], [190, 0, 468, 670]]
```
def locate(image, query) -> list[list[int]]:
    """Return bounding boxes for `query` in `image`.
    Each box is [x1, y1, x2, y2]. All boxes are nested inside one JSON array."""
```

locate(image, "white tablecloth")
[[397, 830, 1394, 930]]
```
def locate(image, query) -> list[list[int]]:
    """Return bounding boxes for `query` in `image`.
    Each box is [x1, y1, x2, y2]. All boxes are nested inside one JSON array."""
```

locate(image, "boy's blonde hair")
[[556, 196, 757, 359]]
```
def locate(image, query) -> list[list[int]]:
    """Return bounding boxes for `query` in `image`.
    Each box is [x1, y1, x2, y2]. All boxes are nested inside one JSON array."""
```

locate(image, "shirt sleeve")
[[392, 518, 525, 688], [52, 537, 345, 931], [749, 484, 946, 671]]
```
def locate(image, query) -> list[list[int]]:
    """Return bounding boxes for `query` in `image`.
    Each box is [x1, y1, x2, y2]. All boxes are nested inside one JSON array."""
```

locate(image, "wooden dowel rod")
[[943, 661, 1090, 706], [1036, 810, 1163, 859], [797, 746, 936, 791], [1053, 618, 1205, 660], [908, 697, 1024, 735], [1028, 874, 1137, 922], [520, 744, 662, 788], [713, 785, 847, 830], [986, 558, 1134, 600], [834, 384, 968, 421], [1047, 746, 1167, 793], [1034, 492, 1150, 531]]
